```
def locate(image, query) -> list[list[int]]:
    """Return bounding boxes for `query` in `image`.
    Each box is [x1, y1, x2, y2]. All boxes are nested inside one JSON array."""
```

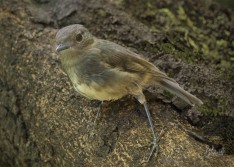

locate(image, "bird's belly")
[[73, 82, 127, 101]]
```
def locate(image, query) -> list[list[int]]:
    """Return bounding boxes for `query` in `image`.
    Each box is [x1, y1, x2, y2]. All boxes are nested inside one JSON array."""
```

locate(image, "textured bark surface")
[[0, 0, 233, 166]]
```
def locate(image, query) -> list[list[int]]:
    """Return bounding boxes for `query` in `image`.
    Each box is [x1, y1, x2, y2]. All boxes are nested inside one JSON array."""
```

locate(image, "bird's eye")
[[76, 33, 83, 42]]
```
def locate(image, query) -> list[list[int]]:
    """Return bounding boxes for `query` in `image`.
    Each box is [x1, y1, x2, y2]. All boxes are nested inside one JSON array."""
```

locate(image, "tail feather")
[[157, 78, 203, 106]]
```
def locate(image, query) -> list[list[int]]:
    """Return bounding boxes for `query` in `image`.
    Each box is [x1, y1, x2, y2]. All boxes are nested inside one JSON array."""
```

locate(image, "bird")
[[55, 24, 203, 161]]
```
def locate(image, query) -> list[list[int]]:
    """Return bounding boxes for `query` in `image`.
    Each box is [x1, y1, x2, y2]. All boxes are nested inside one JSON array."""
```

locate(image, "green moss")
[[217, 39, 228, 47], [187, 37, 199, 51], [224, 30, 230, 37], [199, 97, 229, 116], [158, 42, 176, 52], [201, 43, 210, 56], [177, 6, 196, 31], [220, 60, 231, 68], [157, 42, 199, 63], [129, 1, 234, 89], [162, 91, 174, 100], [177, 6, 187, 20], [158, 8, 177, 24]]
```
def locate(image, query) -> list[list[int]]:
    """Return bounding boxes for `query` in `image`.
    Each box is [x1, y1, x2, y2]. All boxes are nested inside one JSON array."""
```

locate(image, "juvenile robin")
[[55, 24, 203, 161]]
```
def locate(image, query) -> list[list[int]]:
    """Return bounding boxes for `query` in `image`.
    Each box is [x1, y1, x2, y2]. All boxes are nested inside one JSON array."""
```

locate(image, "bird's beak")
[[56, 44, 69, 53]]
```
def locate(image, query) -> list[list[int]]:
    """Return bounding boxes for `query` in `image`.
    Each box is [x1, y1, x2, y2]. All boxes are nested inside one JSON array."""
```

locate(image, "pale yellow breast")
[[73, 82, 127, 101], [67, 66, 145, 101]]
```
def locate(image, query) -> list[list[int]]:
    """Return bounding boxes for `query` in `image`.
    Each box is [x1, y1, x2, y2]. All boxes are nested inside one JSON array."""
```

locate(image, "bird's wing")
[[75, 39, 173, 89], [76, 40, 174, 86], [71, 39, 178, 101], [93, 40, 173, 81]]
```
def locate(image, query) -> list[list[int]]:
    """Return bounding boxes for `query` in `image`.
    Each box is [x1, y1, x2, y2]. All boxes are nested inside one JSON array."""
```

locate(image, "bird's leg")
[[94, 101, 103, 125], [134, 91, 158, 161], [143, 101, 158, 161]]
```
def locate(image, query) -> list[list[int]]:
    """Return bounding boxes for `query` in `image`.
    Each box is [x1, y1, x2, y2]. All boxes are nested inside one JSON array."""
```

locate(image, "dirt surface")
[[0, 0, 233, 166]]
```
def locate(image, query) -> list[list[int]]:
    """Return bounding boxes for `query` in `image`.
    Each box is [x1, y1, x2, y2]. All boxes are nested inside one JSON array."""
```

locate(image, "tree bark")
[[0, 0, 233, 166]]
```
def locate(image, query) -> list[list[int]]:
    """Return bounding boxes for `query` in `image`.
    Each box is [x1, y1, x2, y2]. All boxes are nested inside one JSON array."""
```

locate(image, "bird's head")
[[55, 24, 94, 53]]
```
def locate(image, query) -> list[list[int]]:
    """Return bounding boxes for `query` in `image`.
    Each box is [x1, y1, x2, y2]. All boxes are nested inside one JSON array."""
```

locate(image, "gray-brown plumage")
[[55, 24, 203, 161]]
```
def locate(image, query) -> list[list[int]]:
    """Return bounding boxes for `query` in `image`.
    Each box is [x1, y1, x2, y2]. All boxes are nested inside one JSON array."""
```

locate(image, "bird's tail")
[[155, 77, 203, 106]]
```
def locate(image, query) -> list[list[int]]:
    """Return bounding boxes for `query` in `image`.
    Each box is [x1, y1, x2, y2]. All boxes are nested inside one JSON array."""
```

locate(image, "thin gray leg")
[[143, 102, 158, 161], [94, 101, 103, 125]]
